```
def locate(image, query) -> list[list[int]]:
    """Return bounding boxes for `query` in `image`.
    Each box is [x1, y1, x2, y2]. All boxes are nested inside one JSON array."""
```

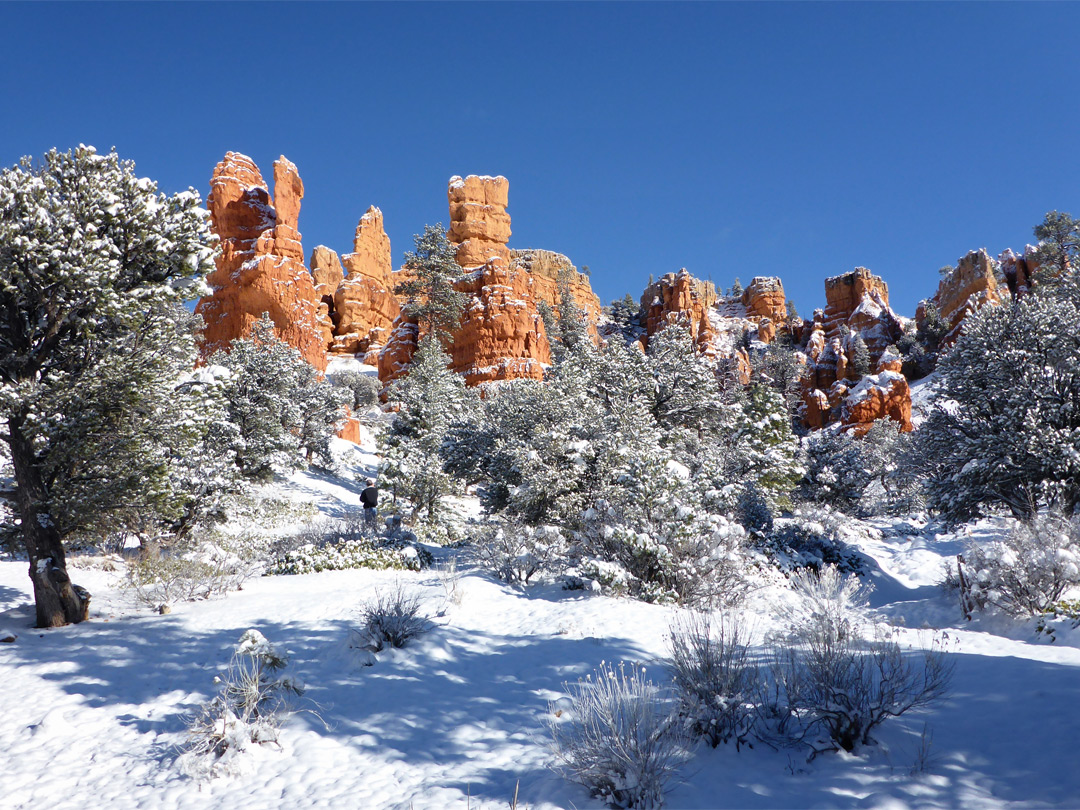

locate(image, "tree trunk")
[[8, 416, 89, 627]]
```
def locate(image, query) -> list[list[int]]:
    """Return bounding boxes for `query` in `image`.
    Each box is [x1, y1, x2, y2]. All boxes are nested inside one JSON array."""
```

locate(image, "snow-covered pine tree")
[[645, 321, 725, 442], [394, 224, 468, 344], [380, 334, 479, 520], [849, 333, 871, 378], [916, 290, 1080, 522], [0, 146, 216, 626], [1032, 210, 1080, 284], [210, 314, 346, 480]]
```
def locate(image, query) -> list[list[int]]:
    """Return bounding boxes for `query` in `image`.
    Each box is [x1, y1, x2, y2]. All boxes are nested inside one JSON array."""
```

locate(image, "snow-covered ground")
[[3, 438, 1080, 809]]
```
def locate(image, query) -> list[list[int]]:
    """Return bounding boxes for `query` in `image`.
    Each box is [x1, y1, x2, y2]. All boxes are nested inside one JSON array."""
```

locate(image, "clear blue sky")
[[3, 2, 1078, 318]]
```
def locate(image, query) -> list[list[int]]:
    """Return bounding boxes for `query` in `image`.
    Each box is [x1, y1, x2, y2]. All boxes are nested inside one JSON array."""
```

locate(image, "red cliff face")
[[920, 249, 1002, 347], [195, 153, 327, 371], [448, 175, 512, 269], [800, 269, 909, 434], [640, 269, 718, 352]]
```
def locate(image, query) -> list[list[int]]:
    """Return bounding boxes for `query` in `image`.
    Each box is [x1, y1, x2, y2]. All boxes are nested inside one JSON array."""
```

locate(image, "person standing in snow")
[[360, 478, 379, 530]]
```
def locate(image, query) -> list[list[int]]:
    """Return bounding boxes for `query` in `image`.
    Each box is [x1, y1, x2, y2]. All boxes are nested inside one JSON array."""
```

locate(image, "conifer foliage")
[[0, 146, 216, 626], [210, 314, 347, 480]]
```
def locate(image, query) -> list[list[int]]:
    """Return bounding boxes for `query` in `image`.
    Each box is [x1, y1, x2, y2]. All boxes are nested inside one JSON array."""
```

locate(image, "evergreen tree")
[[395, 224, 468, 344], [916, 292, 1080, 522], [210, 315, 347, 480], [381, 334, 479, 521], [849, 333, 871, 378], [556, 267, 590, 355], [1033, 210, 1080, 282], [645, 322, 724, 439], [0, 146, 215, 626], [609, 294, 639, 331]]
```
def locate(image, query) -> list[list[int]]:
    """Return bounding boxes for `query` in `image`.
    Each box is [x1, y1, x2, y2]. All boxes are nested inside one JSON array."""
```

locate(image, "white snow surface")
[[3, 434, 1080, 808]]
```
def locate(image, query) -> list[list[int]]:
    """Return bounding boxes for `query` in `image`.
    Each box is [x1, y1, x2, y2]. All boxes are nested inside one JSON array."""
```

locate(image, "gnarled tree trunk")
[[8, 414, 89, 627]]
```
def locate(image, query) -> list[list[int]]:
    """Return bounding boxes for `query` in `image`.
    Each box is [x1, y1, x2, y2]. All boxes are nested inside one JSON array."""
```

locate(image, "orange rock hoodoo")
[[316, 207, 402, 363], [640, 270, 718, 351], [380, 177, 602, 388], [448, 175, 512, 269], [800, 268, 911, 434], [195, 153, 327, 371]]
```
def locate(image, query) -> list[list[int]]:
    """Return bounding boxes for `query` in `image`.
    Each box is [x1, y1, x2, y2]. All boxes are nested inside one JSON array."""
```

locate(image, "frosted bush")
[[182, 630, 304, 778], [758, 567, 952, 757], [125, 538, 254, 610], [668, 610, 758, 748], [957, 512, 1080, 616], [549, 661, 692, 809], [266, 537, 430, 576], [774, 564, 871, 644], [762, 503, 866, 574], [576, 501, 752, 607], [474, 522, 566, 585], [358, 585, 430, 651]]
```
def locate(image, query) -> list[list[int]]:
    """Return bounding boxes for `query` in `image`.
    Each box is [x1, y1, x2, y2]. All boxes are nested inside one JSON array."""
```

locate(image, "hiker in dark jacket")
[[360, 478, 378, 529]]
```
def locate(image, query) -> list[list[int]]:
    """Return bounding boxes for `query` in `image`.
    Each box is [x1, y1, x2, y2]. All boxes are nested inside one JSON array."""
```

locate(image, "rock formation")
[[448, 175, 512, 269], [195, 153, 327, 371], [823, 268, 905, 356], [840, 371, 913, 437], [377, 179, 604, 389], [329, 207, 402, 362], [449, 263, 551, 386], [799, 270, 909, 432], [929, 249, 1002, 347], [640, 270, 718, 351], [510, 249, 604, 330]]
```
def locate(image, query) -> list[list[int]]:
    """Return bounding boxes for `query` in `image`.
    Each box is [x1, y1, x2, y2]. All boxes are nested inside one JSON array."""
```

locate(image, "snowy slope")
[[3, 440, 1080, 809]]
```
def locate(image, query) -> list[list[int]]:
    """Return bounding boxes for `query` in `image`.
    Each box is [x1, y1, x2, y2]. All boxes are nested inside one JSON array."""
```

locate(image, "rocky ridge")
[[194, 153, 1038, 439]]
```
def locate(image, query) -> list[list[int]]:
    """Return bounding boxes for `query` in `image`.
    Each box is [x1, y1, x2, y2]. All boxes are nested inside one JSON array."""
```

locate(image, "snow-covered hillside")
[[2, 435, 1080, 810]]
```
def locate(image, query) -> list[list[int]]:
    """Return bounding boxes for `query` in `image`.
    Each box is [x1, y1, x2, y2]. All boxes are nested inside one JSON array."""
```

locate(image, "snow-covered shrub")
[[668, 610, 758, 748], [760, 503, 866, 574], [474, 522, 566, 585], [736, 482, 773, 535], [182, 630, 304, 777], [576, 500, 752, 607], [774, 564, 870, 642], [549, 661, 692, 809], [955, 512, 1080, 616], [125, 538, 254, 609], [358, 585, 430, 651], [265, 537, 429, 576], [758, 566, 952, 756]]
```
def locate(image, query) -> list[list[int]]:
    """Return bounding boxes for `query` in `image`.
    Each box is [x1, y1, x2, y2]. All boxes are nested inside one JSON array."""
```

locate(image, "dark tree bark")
[[8, 413, 89, 627]]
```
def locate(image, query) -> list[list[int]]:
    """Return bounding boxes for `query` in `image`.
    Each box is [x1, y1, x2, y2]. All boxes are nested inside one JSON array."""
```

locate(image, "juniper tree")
[[916, 291, 1080, 522], [210, 314, 347, 480], [1033, 210, 1080, 282], [0, 146, 216, 626], [849, 333, 871, 378]]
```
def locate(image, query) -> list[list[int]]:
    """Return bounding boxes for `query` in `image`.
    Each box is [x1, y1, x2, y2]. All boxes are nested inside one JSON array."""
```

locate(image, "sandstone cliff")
[[448, 175, 512, 269], [195, 153, 327, 371], [640, 270, 718, 351]]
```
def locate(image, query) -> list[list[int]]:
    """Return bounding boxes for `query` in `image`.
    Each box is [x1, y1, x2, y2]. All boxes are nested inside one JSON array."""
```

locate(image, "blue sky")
[[3, 2, 1078, 318]]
